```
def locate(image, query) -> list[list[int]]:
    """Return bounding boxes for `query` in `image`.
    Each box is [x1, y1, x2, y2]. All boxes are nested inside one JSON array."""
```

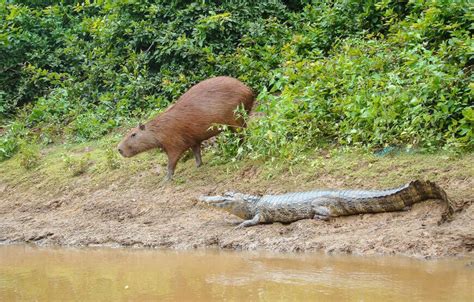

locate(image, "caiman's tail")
[[406, 180, 454, 222], [319, 180, 454, 222], [404, 180, 449, 206], [391, 180, 454, 223], [411, 180, 455, 223]]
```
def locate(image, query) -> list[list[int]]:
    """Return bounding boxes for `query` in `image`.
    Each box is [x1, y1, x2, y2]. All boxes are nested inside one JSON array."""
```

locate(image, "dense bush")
[[0, 0, 472, 161]]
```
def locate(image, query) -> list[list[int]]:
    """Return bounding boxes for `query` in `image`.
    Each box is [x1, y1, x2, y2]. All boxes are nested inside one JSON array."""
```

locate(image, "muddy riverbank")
[[0, 150, 473, 258]]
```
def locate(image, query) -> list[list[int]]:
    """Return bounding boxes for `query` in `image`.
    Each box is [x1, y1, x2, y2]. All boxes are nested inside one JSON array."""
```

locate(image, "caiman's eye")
[[131, 133, 137, 138]]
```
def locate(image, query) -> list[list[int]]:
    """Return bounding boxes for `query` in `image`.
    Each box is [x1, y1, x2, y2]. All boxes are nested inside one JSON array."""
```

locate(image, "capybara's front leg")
[[191, 143, 202, 167], [166, 153, 181, 181]]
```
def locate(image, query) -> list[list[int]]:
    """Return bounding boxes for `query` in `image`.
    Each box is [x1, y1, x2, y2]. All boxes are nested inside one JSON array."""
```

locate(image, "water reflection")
[[0, 245, 472, 301]]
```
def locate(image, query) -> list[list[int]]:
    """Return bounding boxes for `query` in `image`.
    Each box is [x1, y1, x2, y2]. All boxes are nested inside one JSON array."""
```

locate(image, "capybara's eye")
[[131, 133, 137, 138]]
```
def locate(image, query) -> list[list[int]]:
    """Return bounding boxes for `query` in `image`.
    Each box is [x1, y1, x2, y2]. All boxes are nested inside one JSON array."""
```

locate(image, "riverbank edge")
[[1, 143, 473, 259]]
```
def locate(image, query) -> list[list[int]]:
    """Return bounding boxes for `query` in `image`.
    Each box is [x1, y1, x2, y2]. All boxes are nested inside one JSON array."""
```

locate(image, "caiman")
[[198, 180, 453, 228]]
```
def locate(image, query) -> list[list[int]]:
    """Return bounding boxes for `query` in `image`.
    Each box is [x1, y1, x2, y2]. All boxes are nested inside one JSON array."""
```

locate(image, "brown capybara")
[[117, 76, 255, 180]]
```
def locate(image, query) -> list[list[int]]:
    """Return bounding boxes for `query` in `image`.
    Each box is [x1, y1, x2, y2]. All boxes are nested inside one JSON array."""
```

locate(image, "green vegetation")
[[1, 0, 472, 165], [63, 153, 91, 176], [17, 141, 41, 170], [1, 135, 472, 200]]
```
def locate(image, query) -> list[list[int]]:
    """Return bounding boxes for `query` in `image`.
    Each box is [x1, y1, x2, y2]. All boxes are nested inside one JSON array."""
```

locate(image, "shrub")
[[0, 121, 28, 161], [0, 0, 472, 162], [17, 141, 41, 170], [63, 154, 90, 176], [104, 147, 121, 170]]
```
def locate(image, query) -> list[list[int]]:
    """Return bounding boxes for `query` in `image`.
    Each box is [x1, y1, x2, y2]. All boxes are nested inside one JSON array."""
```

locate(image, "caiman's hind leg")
[[313, 214, 330, 221], [312, 203, 334, 221], [313, 212, 330, 221]]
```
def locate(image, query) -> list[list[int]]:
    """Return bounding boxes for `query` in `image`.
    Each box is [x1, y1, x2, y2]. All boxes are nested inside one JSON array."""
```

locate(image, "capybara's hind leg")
[[192, 143, 202, 167], [230, 127, 245, 146]]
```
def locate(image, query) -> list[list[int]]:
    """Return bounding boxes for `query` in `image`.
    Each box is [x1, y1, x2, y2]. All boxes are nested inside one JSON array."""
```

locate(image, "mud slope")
[[0, 150, 473, 258]]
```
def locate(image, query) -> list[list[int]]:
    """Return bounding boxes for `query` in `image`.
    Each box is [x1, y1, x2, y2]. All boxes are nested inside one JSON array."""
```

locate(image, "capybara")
[[118, 76, 255, 180]]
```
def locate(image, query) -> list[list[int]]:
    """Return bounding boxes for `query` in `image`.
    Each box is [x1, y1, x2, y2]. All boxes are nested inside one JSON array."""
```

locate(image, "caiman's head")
[[198, 192, 257, 220]]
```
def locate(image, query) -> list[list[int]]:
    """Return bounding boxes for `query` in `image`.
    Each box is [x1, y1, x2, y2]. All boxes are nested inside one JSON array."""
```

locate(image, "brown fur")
[[117, 76, 255, 180]]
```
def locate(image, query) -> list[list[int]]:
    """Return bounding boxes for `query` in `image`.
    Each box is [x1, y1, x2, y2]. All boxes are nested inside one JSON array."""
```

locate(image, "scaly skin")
[[198, 180, 452, 228]]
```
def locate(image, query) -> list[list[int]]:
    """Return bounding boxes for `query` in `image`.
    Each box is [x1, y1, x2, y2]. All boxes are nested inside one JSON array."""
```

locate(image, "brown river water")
[[0, 245, 472, 301]]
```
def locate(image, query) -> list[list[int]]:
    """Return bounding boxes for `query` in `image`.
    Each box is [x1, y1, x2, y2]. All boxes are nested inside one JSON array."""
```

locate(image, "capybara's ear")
[[139, 123, 145, 130]]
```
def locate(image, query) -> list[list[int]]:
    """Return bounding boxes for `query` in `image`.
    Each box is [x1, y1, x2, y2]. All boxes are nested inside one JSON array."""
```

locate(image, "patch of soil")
[[1, 166, 473, 259]]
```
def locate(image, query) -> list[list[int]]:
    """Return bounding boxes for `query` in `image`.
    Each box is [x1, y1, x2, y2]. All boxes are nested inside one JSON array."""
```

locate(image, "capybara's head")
[[117, 124, 157, 157]]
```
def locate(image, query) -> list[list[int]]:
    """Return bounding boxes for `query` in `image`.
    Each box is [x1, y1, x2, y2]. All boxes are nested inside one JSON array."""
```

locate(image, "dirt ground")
[[0, 150, 473, 259]]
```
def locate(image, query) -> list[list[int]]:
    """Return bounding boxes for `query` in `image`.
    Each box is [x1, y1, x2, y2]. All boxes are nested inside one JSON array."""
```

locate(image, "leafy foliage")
[[17, 141, 41, 170], [62, 153, 90, 176], [0, 0, 472, 162]]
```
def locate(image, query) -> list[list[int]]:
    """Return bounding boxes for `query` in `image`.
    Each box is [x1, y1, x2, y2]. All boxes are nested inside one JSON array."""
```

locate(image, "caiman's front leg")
[[235, 213, 263, 228]]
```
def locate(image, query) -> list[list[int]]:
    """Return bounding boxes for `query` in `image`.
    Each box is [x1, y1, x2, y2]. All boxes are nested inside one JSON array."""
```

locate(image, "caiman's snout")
[[198, 195, 225, 204], [198, 192, 242, 208], [198, 195, 230, 207]]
